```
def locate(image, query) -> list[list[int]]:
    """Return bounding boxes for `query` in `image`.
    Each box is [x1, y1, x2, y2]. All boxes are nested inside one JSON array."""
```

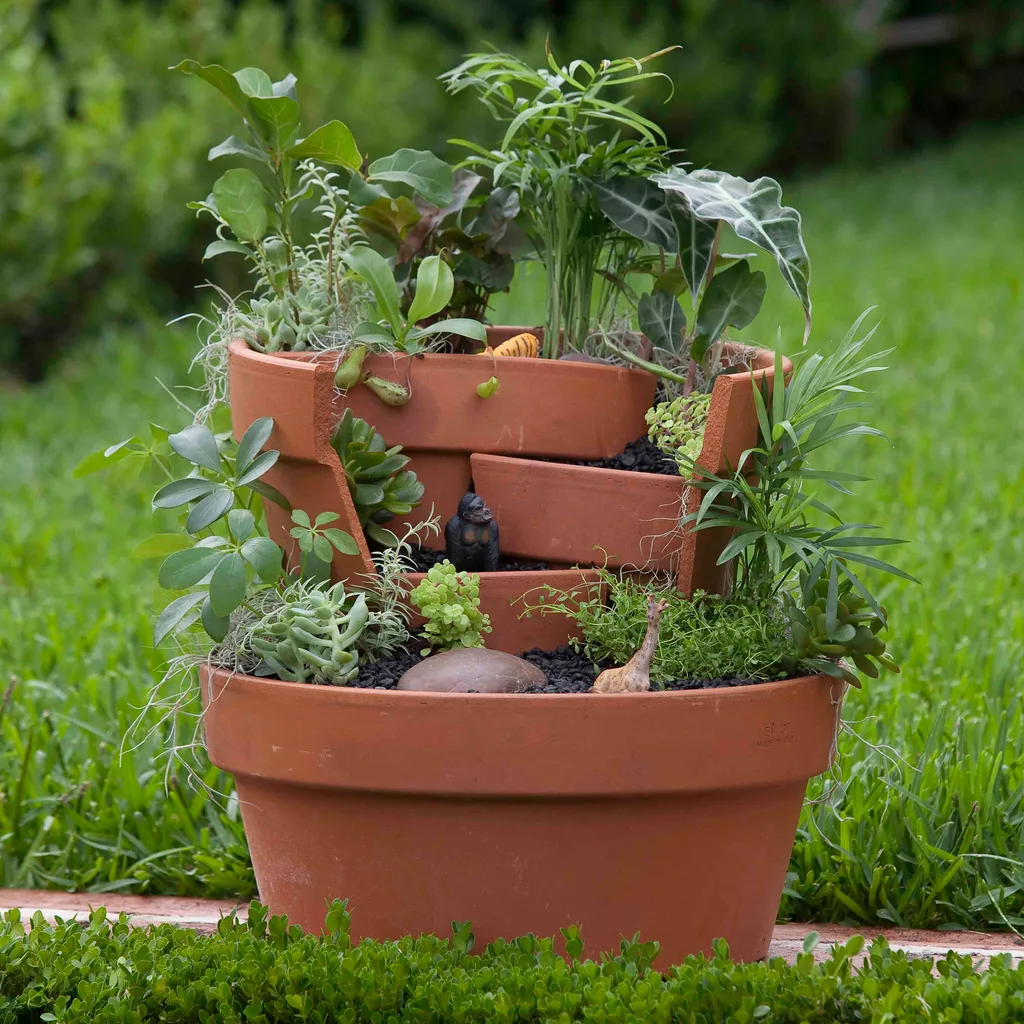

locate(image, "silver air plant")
[[248, 580, 369, 685]]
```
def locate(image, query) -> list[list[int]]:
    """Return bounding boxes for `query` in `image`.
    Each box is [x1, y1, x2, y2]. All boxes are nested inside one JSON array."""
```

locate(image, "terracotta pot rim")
[[471, 451, 686, 485], [202, 664, 828, 703]]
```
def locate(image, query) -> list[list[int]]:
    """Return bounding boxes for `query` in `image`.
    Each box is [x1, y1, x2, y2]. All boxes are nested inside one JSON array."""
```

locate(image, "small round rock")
[[397, 648, 545, 693]]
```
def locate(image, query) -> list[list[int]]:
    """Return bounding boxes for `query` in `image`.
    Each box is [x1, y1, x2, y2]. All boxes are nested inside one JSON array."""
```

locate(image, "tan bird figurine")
[[591, 597, 668, 694]]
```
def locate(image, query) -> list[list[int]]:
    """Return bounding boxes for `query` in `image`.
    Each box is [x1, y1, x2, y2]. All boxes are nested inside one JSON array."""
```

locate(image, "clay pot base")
[[348, 644, 781, 695]]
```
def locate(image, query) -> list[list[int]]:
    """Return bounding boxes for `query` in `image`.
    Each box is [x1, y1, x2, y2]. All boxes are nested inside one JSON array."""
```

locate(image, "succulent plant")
[[645, 391, 712, 476], [330, 409, 424, 546], [249, 580, 368, 684], [238, 283, 332, 353], [408, 560, 491, 655], [784, 572, 898, 687]]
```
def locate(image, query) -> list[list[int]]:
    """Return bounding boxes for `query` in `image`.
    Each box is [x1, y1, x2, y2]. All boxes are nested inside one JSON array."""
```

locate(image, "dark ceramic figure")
[[445, 493, 500, 572]]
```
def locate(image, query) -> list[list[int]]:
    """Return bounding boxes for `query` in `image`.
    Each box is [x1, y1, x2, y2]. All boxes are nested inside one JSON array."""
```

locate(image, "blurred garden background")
[[3, 0, 1024, 928]]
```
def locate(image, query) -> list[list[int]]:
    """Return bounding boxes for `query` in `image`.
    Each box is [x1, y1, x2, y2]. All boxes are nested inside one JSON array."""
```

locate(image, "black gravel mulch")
[[350, 644, 771, 692], [405, 547, 548, 573], [560, 436, 681, 476]]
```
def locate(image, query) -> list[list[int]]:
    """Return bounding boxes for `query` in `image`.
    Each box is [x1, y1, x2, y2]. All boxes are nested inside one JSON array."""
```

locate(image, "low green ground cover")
[[2, 905, 1024, 1022], [2, 124, 1024, 928]]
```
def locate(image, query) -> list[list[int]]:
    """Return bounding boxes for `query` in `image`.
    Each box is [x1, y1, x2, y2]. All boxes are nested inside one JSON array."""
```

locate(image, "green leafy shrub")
[[527, 569, 791, 684], [645, 391, 712, 475], [2, 903, 1022, 1022], [330, 409, 425, 546], [247, 580, 368, 684], [409, 561, 491, 654]]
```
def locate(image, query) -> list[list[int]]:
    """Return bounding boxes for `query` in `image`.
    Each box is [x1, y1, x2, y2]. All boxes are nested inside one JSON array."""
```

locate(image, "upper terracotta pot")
[[202, 666, 843, 965], [228, 328, 656, 463]]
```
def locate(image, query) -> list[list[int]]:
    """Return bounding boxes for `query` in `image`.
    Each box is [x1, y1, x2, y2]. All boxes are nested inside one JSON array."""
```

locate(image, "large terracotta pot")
[[202, 666, 843, 965]]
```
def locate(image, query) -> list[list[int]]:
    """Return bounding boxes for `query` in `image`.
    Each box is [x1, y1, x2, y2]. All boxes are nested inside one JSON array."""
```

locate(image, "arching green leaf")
[[596, 178, 677, 250], [407, 256, 454, 325], [654, 167, 810, 340], [368, 149, 453, 207], [692, 259, 767, 361], [286, 121, 361, 169]]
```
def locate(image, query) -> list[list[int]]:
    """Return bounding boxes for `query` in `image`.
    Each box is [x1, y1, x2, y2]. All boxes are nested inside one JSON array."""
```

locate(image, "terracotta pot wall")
[[203, 668, 844, 964]]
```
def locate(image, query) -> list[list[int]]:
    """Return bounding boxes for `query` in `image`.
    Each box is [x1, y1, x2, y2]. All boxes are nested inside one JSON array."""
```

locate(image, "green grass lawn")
[[3, 123, 1024, 927]]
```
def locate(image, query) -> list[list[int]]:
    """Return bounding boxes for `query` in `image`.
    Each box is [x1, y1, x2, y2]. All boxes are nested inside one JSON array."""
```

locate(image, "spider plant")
[[441, 43, 676, 356]]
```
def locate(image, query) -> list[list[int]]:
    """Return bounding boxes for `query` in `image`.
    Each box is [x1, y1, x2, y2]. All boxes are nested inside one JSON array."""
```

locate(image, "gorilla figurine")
[[444, 493, 501, 572]]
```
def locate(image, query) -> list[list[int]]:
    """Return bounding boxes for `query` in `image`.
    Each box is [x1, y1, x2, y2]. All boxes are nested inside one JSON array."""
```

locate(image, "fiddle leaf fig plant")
[[176, 61, 456, 355]]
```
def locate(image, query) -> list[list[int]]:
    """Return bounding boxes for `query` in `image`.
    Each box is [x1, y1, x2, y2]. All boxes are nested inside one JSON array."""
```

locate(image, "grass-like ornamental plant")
[[409, 561, 491, 655], [683, 311, 917, 686], [247, 580, 368, 684], [442, 45, 674, 356]]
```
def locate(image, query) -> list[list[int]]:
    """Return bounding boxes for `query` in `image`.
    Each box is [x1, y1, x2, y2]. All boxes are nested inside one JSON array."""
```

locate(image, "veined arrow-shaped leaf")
[[693, 259, 766, 362], [596, 178, 677, 251], [653, 167, 811, 342]]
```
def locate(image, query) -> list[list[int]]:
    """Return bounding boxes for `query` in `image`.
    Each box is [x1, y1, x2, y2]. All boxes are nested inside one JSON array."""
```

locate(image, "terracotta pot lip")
[[471, 451, 686, 486], [226, 335, 658, 382], [202, 664, 829, 704]]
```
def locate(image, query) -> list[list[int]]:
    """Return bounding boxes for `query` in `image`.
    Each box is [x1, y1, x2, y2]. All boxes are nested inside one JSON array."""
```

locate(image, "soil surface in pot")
[[349, 645, 774, 693], [555, 436, 681, 476], [406, 547, 549, 573]]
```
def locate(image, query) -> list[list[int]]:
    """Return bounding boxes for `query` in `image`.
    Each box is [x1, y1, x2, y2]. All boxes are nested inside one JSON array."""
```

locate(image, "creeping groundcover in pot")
[[77, 48, 914, 966]]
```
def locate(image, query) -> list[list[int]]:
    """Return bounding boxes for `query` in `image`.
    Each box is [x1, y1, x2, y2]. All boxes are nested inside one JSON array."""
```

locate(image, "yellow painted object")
[[480, 332, 539, 358]]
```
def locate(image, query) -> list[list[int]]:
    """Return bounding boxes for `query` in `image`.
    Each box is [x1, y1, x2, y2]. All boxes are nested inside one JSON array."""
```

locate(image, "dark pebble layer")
[[562, 436, 680, 476], [351, 644, 771, 692], [406, 547, 548, 573]]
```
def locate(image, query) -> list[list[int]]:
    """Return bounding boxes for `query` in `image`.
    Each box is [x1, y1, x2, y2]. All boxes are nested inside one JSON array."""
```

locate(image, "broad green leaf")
[[72, 438, 137, 478], [227, 508, 255, 542], [692, 259, 766, 362], [638, 290, 686, 355], [152, 477, 217, 509], [272, 73, 298, 99], [312, 535, 333, 563], [653, 167, 811, 341], [407, 318, 487, 342], [154, 592, 207, 646], [248, 95, 300, 152], [236, 449, 279, 487], [172, 60, 248, 113], [407, 256, 454, 325], [368, 149, 453, 207], [596, 178, 677, 250], [314, 511, 339, 526], [132, 534, 194, 560], [168, 423, 221, 472], [233, 67, 273, 98], [285, 121, 361, 168], [290, 509, 311, 528], [185, 487, 235, 533], [209, 551, 247, 617], [158, 547, 225, 589], [212, 169, 268, 243], [653, 268, 687, 296], [208, 135, 267, 164], [202, 596, 231, 642], [249, 479, 291, 511], [324, 528, 359, 555], [355, 483, 385, 506], [342, 247, 403, 336], [235, 416, 275, 476], [241, 537, 283, 582], [668, 194, 717, 301], [352, 325, 398, 347], [203, 239, 252, 260]]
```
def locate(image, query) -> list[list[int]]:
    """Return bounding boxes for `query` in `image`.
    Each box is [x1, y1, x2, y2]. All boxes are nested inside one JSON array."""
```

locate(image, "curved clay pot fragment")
[[470, 454, 686, 572], [202, 668, 843, 965]]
